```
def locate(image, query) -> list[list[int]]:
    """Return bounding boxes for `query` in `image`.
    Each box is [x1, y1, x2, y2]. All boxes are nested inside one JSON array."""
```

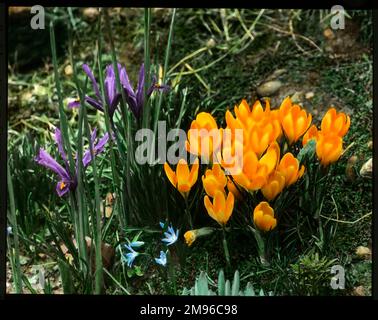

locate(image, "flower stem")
[[167, 251, 177, 295], [222, 228, 231, 268], [249, 226, 268, 266], [185, 196, 193, 229]]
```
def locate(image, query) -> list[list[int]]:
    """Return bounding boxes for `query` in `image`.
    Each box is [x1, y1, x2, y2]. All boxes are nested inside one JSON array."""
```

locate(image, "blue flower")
[[162, 224, 179, 246], [122, 244, 140, 267], [159, 221, 165, 229], [155, 251, 167, 266]]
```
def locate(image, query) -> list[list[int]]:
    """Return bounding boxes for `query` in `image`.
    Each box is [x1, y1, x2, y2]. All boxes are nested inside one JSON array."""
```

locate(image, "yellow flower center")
[[60, 182, 66, 190]]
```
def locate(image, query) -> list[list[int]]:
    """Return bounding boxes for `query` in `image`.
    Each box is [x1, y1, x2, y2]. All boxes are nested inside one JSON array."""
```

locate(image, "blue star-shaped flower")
[[162, 224, 179, 246], [154, 251, 167, 266]]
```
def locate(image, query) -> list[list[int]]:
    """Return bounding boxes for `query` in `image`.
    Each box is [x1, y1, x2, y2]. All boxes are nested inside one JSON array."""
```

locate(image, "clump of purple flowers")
[[35, 127, 109, 197], [68, 62, 169, 120]]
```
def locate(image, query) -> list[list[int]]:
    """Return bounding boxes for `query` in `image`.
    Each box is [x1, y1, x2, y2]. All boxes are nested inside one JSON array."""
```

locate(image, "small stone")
[[345, 155, 358, 181], [206, 38, 216, 49], [64, 65, 73, 76], [355, 246, 371, 259], [33, 84, 48, 96], [367, 141, 373, 149], [359, 158, 372, 178], [305, 91, 314, 99], [256, 80, 282, 97], [291, 91, 303, 104], [353, 286, 365, 296], [323, 28, 335, 40], [21, 91, 33, 102], [83, 7, 99, 20]]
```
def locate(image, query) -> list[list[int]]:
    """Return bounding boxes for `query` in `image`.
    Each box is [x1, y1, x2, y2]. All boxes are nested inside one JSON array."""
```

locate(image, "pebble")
[[206, 38, 216, 49], [64, 65, 73, 76], [256, 80, 282, 97], [323, 28, 335, 40], [355, 246, 371, 259], [83, 8, 99, 20], [345, 155, 358, 181], [359, 158, 372, 178], [305, 91, 315, 99], [291, 91, 303, 104], [352, 286, 365, 296]]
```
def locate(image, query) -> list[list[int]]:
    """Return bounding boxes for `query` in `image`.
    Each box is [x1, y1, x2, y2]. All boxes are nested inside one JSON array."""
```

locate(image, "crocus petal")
[[136, 63, 145, 108], [85, 96, 104, 112], [67, 100, 81, 109], [83, 64, 102, 100], [120, 65, 135, 98], [164, 162, 177, 187], [104, 64, 117, 107], [54, 128, 68, 167], [109, 93, 121, 117], [188, 158, 199, 187], [56, 180, 70, 197], [35, 148, 70, 181], [82, 132, 109, 168], [224, 192, 234, 223], [94, 132, 109, 153]]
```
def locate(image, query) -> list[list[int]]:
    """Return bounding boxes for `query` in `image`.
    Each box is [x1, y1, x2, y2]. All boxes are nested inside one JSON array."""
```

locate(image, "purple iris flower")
[[120, 63, 169, 119], [35, 127, 109, 197], [68, 63, 123, 120]]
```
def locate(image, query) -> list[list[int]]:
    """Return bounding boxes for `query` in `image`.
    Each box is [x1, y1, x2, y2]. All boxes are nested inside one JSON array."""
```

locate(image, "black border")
[[1, 0, 377, 308], [373, 9, 378, 300], [0, 1, 6, 301], [3, 0, 378, 9]]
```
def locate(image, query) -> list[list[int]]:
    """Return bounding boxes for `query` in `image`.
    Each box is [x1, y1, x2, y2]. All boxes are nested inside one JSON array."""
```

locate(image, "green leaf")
[[58, 258, 74, 294], [297, 139, 316, 164], [197, 271, 209, 295], [218, 269, 225, 296], [225, 279, 231, 296], [231, 270, 240, 296], [132, 231, 143, 243], [135, 265, 144, 277], [244, 282, 256, 296], [127, 268, 135, 278]]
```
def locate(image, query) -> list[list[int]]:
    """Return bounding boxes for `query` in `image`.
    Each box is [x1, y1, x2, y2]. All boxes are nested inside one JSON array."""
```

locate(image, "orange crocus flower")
[[302, 124, 319, 146], [261, 170, 286, 201], [164, 158, 199, 198], [202, 164, 227, 198], [233, 141, 280, 191], [277, 153, 305, 187], [253, 201, 277, 232], [186, 112, 222, 162], [204, 190, 234, 226], [321, 107, 350, 138], [316, 133, 343, 166], [279, 97, 312, 145]]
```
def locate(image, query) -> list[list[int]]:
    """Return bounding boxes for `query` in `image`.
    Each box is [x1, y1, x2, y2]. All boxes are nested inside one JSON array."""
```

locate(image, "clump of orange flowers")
[[303, 107, 350, 166], [163, 96, 350, 238]]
